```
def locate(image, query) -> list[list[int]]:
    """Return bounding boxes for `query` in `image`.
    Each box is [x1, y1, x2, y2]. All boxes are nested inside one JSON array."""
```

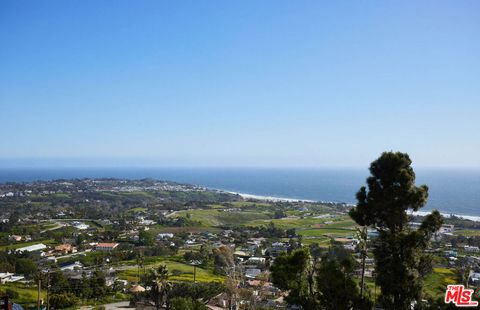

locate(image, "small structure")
[[95, 242, 119, 251], [465, 245, 480, 253], [157, 233, 174, 240], [439, 224, 455, 234], [59, 261, 84, 271], [0, 273, 24, 284], [15, 243, 47, 254], [55, 244, 77, 254], [8, 235, 22, 242], [270, 242, 288, 257], [72, 221, 89, 230], [129, 285, 146, 293], [247, 257, 266, 265], [245, 268, 262, 279]]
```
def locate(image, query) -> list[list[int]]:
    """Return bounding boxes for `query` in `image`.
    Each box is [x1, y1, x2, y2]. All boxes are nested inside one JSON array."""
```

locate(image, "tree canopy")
[[349, 152, 443, 310]]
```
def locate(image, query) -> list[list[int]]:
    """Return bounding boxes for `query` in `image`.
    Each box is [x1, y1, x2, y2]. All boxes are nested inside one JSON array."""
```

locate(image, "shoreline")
[[226, 191, 317, 203], [410, 211, 480, 223], [222, 189, 480, 222]]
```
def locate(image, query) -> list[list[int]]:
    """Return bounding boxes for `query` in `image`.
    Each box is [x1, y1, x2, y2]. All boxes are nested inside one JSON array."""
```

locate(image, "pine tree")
[[349, 152, 443, 309]]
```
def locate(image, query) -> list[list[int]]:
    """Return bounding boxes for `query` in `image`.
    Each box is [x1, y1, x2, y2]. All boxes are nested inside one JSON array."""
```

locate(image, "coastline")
[[222, 189, 480, 222], [410, 211, 480, 223], [226, 191, 317, 203]]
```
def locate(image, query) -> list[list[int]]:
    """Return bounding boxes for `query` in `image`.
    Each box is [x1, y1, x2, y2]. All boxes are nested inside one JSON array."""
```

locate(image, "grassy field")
[[297, 227, 355, 237], [150, 226, 221, 234], [454, 229, 480, 236], [173, 209, 272, 227], [249, 215, 354, 230], [1, 282, 46, 305], [117, 260, 224, 283], [423, 268, 459, 298]]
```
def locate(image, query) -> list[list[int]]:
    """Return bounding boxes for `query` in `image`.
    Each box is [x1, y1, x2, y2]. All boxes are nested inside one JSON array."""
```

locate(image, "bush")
[[171, 269, 183, 276], [170, 297, 208, 310], [49, 293, 79, 309], [5, 288, 19, 299]]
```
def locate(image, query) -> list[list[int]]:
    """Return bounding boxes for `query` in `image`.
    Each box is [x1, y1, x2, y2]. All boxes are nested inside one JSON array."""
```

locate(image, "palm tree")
[[149, 265, 172, 310]]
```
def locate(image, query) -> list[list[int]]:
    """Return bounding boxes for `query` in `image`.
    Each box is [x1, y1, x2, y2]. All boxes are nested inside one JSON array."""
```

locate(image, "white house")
[[15, 243, 47, 254], [247, 257, 266, 264], [464, 245, 480, 253], [0, 273, 24, 284], [157, 233, 174, 240], [60, 261, 84, 271]]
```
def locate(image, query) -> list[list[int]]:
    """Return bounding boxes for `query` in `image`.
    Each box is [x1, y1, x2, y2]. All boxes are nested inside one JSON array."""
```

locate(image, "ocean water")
[[0, 168, 479, 216]]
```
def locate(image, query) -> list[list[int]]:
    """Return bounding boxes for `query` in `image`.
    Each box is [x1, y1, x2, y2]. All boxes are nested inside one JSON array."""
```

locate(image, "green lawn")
[[117, 260, 224, 283], [298, 227, 355, 237]]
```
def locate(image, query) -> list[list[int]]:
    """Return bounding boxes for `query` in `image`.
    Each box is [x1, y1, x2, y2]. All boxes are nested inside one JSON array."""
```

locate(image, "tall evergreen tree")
[[349, 152, 443, 309]]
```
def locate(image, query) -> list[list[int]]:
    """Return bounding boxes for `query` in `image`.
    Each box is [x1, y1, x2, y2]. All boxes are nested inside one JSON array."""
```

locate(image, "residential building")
[[95, 242, 119, 251]]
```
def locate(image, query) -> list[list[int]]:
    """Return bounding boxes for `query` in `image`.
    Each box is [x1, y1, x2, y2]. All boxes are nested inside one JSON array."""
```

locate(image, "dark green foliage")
[[138, 230, 154, 246], [49, 292, 79, 309], [169, 282, 224, 301], [316, 258, 370, 310], [270, 248, 369, 309], [5, 288, 19, 299], [274, 210, 286, 219], [183, 244, 211, 267], [270, 248, 313, 308], [49, 270, 71, 294], [170, 297, 208, 310], [349, 152, 443, 310], [14, 258, 37, 278]]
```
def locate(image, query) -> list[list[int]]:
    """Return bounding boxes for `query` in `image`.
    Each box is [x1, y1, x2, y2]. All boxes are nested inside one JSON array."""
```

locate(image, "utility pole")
[[190, 260, 201, 283], [37, 278, 41, 310], [46, 270, 50, 310], [2, 295, 9, 310]]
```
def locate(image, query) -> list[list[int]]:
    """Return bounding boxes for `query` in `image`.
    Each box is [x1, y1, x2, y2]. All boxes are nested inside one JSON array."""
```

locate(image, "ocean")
[[0, 168, 479, 217]]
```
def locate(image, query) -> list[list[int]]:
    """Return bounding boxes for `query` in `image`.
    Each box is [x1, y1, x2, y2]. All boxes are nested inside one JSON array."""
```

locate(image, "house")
[[8, 235, 22, 242], [465, 245, 480, 253], [245, 268, 262, 279], [247, 257, 266, 265], [270, 242, 288, 257], [59, 261, 84, 271], [0, 272, 14, 284], [95, 242, 119, 251], [157, 233, 174, 240], [138, 217, 155, 226], [55, 244, 77, 255], [15, 243, 47, 254], [72, 221, 89, 230], [469, 273, 480, 285], [0, 273, 24, 284], [439, 224, 455, 234]]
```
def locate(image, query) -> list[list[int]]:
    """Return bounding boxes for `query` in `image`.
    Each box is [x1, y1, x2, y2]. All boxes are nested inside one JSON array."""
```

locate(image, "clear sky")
[[1, 1, 479, 168]]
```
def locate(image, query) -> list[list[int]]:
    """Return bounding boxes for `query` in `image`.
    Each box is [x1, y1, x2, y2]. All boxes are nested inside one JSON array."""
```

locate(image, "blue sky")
[[1, 1, 479, 168]]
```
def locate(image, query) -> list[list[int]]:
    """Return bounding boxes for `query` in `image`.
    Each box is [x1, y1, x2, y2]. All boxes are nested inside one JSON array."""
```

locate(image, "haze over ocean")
[[0, 168, 478, 217]]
